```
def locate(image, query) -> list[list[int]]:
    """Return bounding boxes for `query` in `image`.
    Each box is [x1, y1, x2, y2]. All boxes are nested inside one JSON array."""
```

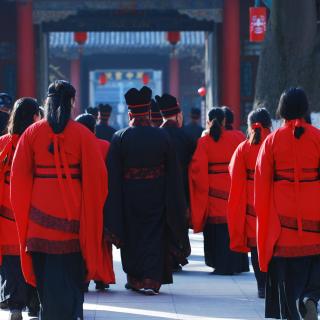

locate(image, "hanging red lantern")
[[198, 87, 206, 97], [142, 73, 150, 85], [74, 32, 88, 45], [249, 7, 267, 42], [166, 31, 181, 45], [99, 73, 107, 85]]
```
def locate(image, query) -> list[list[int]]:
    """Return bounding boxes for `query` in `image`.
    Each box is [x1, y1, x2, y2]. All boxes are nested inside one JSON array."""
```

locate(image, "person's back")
[[183, 107, 203, 144], [255, 87, 320, 320], [183, 122, 203, 144], [105, 87, 190, 294], [10, 80, 112, 320]]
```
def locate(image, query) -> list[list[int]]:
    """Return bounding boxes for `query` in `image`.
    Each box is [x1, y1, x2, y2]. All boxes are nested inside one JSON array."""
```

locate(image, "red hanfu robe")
[[189, 131, 243, 232], [10, 120, 114, 286], [228, 129, 270, 253], [0, 134, 20, 262], [255, 121, 320, 272]]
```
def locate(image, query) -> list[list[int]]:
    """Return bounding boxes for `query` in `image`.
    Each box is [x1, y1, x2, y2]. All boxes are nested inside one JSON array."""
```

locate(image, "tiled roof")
[[49, 31, 205, 57]]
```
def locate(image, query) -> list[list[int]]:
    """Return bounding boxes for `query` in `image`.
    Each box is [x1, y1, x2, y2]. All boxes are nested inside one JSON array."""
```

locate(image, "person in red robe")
[[255, 88, 320, 320], [189, 107, 249, 275], [10, 80, 114, 320], [228, 108, 271, 298], [75, 113, 113, 292], [0, 98, 41, 320]]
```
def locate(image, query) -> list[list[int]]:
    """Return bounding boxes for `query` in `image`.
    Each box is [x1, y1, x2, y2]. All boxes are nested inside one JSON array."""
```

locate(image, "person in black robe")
[[183, 107, 203, 144], [155, 94, 195, 271], [104, 86, 190, 295], [95, 104, 116, 142], [0, 93, 12, 136]]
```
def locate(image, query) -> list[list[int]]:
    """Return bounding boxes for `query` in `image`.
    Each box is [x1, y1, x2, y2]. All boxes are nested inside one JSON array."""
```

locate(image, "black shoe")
[[304, 299, 318, 320], [258, 288, 265, 299], [95, 281, 106, 291], [0, 300, 8, 310], [125, 283, 141, 292]]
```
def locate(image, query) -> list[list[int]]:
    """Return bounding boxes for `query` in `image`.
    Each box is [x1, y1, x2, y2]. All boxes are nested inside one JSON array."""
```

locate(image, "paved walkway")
[[1, 233, 265, 320]]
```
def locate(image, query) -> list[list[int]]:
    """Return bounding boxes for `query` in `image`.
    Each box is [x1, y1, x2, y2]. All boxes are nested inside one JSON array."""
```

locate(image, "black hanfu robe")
[[104, 118, 190, 291], [161, 120, 195, 207], [96, 122, 116, 142]]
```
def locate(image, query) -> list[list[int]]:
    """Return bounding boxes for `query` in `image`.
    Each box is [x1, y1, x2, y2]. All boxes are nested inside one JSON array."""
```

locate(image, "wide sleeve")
[[164, 134, 191, 264], [103, 132, 125, 248], [80, 130, 114, 283], [10, 132, 35, 286], [227, 143, 249, 253], [254, 136, 281, 272], [189, 138, 209, 233]]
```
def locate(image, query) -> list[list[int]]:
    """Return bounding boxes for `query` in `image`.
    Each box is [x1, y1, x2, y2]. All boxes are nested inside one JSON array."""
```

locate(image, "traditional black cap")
[[155, 93, 180, 117], [125, 86, 152, 116], [190, 107, 201, 120], [0, 93, 13, 110], [151, 99, 162, 124]]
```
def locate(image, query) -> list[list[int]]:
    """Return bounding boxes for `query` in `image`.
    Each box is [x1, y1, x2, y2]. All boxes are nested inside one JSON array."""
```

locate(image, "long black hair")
[[208, 107, 225, 142], [45, 80, 76, 134], [7, 98, 40, 135], [247, 108, 272, 145], [221, 106, 234, 130], [277, 87, 309, 139]]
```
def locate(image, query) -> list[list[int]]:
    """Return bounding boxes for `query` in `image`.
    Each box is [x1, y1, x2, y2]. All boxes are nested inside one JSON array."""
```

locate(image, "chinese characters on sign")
[[249, 7, 267, 42]]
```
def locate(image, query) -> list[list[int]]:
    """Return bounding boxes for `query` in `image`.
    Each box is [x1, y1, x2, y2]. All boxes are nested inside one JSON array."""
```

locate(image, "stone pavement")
[[1, 233, 266, 320]]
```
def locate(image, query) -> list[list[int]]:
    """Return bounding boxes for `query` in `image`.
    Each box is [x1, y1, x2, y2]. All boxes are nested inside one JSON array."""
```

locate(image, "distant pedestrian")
[[189, 107, 249, 275], [95, 104, 116, 142], [75, 113, 115, 292], [183, 107, 204, 144]]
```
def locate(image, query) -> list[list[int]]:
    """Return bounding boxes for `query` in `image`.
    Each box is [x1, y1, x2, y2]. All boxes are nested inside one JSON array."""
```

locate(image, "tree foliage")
[[254, 0, 320, 116]]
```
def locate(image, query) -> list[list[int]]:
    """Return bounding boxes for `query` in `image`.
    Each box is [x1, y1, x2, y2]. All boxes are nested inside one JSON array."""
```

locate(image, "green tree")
[[254, 0, 320, 115]]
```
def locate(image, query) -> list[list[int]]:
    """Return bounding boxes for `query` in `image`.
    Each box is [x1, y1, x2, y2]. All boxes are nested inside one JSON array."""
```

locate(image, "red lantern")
[[166, 32, 181, 45], [99, 73, 107, 85], [74, 32, 88, 45], [142, 73, 150, 85], [249, 7, 267, 42], [198, 87, 206, 97]]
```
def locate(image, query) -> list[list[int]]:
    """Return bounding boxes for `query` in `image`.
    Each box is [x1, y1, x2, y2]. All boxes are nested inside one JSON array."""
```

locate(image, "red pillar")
[[221, 0, 241, 128], [17, 0, 36, 98], [70, 58, 81, 118], [169, 50, 180, 100]]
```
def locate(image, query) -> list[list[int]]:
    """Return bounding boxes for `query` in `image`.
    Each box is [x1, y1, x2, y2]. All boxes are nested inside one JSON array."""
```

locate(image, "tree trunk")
[[254, 0, 320, 115]]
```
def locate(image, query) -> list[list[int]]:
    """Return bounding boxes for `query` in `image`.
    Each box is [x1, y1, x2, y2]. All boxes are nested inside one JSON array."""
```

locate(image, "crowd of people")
[[0, 81, 318, 320]]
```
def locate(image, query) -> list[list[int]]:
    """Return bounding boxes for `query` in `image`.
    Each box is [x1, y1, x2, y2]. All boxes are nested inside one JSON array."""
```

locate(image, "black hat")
[[125, 86, 152, 116], [155, 93, 180, 117], [0, 93, 13, 110], [190, 107, 201, 120]]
